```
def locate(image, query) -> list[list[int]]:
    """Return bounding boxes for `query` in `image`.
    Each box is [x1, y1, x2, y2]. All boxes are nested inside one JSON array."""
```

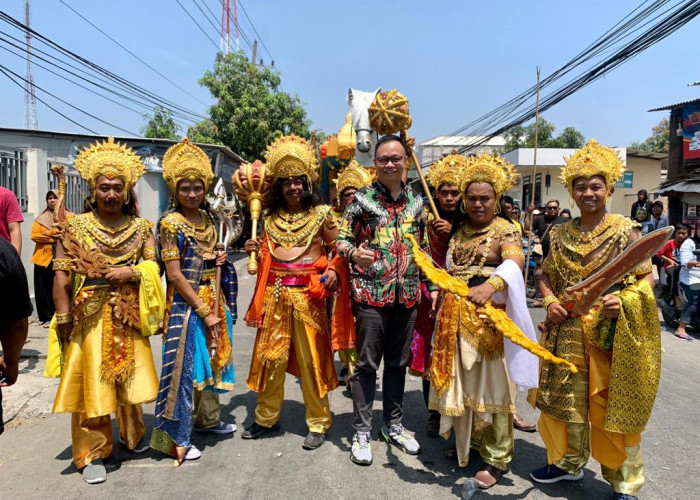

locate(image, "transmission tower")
[[24, 0, 38, 129], [220, 0, 239, 54]]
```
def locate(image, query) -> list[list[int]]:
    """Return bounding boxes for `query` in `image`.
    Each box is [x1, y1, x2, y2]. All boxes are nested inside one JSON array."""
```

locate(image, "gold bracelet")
[[130, 266, 142, 282], [542, 296, 560, 311], [486, 276, 505, 292], [142, 246, 156, 260], [195, 304, 211, 319], [55, 312, 73, 325], [53, 258, 72, 271]]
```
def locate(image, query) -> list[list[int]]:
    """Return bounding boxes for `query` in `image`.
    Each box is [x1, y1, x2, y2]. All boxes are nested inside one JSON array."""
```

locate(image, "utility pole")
[[251, 40, 257, 64], [24, 0, 38, 129]]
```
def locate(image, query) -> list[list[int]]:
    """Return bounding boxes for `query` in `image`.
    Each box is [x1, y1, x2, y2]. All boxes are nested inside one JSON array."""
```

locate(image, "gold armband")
[[542, 296, 560, 311], [195, 304, 211, 319], [161, 247, 180, 262], [486, 276, 505, 292], [55, 312, 73, 325], [142, 246, 156, 260], [501, 246, 524, 259], [53, 258, 72, 271]]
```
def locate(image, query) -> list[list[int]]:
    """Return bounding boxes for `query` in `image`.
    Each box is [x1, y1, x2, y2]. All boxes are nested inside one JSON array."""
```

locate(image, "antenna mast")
[[24, 0, 38, 129]]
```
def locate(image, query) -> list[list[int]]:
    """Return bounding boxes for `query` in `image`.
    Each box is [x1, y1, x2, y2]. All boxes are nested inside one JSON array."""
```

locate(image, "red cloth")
[[0, 186, 24, 242], [656, 239, 682, 270]]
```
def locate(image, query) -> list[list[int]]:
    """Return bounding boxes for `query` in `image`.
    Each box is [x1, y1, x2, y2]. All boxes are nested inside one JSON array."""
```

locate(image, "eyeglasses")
[[546, 206, 559, 210], [375, 155, 405, 166]]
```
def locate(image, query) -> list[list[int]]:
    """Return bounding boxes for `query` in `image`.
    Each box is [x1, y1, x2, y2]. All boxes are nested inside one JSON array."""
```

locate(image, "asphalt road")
[[1, 254, 698, 499]]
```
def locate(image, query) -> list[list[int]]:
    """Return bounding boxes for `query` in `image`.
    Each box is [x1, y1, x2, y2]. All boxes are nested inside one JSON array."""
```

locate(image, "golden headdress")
[[335, 161, 376, 194], [73, 137, 144, 193], [265, 135, 319, 183], [561, 139, 624, 196], [162, 137, 213, 192], [426, 154, 467, 189], [459, 153, 518, 199]]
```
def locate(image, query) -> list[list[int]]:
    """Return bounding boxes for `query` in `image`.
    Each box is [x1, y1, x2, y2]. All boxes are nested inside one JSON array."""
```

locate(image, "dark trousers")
[[350, 302, 417, 432], [422, 378, 440, 423], [34, 263, 55, 322]]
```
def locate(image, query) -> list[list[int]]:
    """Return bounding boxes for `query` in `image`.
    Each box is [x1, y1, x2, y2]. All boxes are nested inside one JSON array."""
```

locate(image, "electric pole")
[[24, 0, 38, 129]]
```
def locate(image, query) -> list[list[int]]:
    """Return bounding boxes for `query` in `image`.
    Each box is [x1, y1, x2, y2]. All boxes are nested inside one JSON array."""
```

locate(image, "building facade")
[[0, 127, 244, 300]]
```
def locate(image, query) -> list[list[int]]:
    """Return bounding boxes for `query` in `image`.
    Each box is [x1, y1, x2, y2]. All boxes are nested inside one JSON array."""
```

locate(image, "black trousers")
[[350, 302, 417, 432], [34, 263, 55, 323]]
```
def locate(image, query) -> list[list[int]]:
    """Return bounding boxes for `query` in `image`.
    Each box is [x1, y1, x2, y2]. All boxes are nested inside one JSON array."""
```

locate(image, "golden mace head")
[[368, 89, 412, 135]]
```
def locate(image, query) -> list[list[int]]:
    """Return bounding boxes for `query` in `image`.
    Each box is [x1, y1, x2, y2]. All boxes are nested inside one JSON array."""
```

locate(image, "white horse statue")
[[347, 87, 380, 167]]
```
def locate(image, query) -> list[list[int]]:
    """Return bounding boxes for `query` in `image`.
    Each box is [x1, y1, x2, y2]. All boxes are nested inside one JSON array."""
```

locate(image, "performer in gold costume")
[[151, 138, 237, 464], [331, 161, 375, 386], [529, 140, 661, 500], [410, 153, 465, 437], [428, 153, 539, 489], [52, 138, 164, 484], [243, 135, 348, 450]]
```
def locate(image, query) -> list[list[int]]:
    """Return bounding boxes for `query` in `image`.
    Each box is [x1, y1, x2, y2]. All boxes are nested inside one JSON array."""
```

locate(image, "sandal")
[[674, 332, 693, 340]]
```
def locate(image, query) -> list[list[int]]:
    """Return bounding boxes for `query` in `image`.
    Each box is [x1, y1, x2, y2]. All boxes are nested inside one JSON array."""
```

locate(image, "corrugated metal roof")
[[648, 97, 700, 112]]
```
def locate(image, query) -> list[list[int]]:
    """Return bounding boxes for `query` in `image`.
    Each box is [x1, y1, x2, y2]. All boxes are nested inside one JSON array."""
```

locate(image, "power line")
[[448, 0, 700, 160], [238, 0, 273, 62], [0, 12, 206, 122], [57, 0, 209, 107], [190, 0, 221, 39], [0, 63, 140, 135], [175, 0, 220, 50]]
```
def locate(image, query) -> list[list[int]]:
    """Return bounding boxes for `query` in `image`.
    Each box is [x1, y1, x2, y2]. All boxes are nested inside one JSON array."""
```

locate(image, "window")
[[0, 149, 28, 211]]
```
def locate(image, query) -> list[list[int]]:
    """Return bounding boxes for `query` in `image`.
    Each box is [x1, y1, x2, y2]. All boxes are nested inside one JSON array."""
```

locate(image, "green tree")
[[192, 52, 311, 160], [140, 105, 180, 139], [629, 118, 669, 154], [503, 118, 584, 151]]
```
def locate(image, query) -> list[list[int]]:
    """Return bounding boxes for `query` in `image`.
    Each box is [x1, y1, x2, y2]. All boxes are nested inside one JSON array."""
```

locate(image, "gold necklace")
[[266, 206, 326, 250], [90, 212, 132, 235]]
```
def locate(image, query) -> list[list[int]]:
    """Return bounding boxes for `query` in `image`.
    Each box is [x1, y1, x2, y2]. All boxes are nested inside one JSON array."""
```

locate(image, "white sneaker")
[[184, 445, 201, 460], [381, 423, 421, 455], [194, 422, 237, 434], [350, 431, 373, 465], [82, 459, 107, 484]]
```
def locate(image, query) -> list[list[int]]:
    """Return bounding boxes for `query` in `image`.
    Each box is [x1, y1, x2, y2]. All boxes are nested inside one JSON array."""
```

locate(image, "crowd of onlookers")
[[512, 188, 700, 339]]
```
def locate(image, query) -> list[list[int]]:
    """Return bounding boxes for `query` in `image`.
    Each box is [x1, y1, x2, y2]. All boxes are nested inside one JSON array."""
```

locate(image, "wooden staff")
[[524, 67, 541, 288]]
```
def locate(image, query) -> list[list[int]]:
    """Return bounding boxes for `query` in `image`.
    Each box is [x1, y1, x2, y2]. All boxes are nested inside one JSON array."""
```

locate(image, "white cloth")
[[491, 259, 539, 391], [679, 239, 700, 286]]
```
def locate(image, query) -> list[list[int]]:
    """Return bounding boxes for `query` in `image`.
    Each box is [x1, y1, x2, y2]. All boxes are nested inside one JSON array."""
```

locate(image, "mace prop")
[[233, 160, 271, 275], [368, 89, 440, 219]]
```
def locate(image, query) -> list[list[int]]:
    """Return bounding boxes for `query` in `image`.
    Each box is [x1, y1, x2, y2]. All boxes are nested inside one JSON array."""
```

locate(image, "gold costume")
[[429, 217, 523, 470], [52, 138, 164, 469], [425, 154, 527, 471], [532, 139, 660, 496], [245, 135, 339, 434]]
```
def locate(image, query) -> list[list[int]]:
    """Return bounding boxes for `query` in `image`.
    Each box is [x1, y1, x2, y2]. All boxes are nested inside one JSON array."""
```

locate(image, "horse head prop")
[[347, 87, 380, 154]]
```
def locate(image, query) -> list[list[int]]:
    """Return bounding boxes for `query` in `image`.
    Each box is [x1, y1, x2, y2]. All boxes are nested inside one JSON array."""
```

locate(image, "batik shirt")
[[337, 181, 435, 308]]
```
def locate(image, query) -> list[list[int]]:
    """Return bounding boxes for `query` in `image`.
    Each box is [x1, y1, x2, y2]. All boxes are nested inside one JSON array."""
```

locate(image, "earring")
[[90, 190, 95, 203], [494, 201, 502, 215], [125, 191, 130, 204], [460, 198, 467, 214], [569, 195, 575, 209]]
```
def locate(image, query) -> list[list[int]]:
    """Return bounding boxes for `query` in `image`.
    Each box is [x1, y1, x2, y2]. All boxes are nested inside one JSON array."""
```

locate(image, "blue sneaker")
[[613, 494, 637, 500], [530, 464, 584, 483]]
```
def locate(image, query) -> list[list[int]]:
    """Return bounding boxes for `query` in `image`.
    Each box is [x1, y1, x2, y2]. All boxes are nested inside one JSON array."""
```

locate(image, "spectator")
[[559, 209, 572, 219], [0, 185, 24, 254], [630, 189, 653, 221], [676, 232, 700, 340], [527, 200, 567, 307], [635, 208, 652, 235], [656, 224, 690, 305], [0, 236, 33, 435], [30, 190, 59, 326], [649, 201, 668, 231], [502, 195, 522, 234]]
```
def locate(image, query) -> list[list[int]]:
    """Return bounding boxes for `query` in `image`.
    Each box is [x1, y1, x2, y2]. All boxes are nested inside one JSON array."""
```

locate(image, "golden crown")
[[265, 135, 319, 183], [459, 153, 518, 198], [335, 161, 376, 194], [426, 154, 468, 189], [561, 139, 624, 195], [162, 137, 213, 192], [73, 137, 144, 193]]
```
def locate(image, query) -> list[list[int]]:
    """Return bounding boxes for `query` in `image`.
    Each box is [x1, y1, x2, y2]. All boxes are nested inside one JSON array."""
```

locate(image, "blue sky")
[[0, 0, 698, 153]]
